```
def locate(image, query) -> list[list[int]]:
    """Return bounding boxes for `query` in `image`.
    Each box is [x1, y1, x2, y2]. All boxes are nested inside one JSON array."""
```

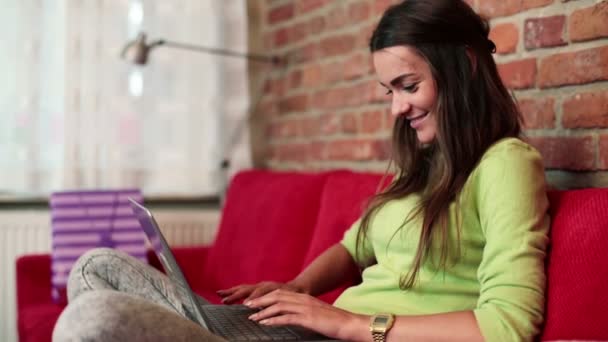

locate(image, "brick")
[[374, 0, 400, 16], [600, 135, 608, 169], [569, 1, 608, 42], [348, 0, 371, 24], [263, 32, 274, 50], [268, 3, 295, 25], [272, 142, 311, 162], [343, 53, 372, 81], [320, 34, 357, 58], [279, 94, 309, 114], [300, 116, 320, 137], [477, 0, 519, 18], [264, 77, 285, 97], [320, 113, 342, 135], [374, 138, 392, 159], [256, 99, 278, 118], [539, 46, 608, 88], [319, 87, 350, 110], [563, 90, 608, 128], [524, 16, 566, 50], [325, 6, 349, 31], [384, 108, 395, 130], [312, 89, 329, 109], [342, 112, 359, 134], [307, 16, 326, 36], [322, 61, 344, 84], [301, 63, 323, 87], [497, 58, 537, 89], [288, 69, 303, 89], [296, 0, 329, 14], [325, 138, 389, 161], [358, 22, 377, 48], [518, 97, 555, 129], [489, 23, 519, 54], [291, 43, 319, 64], [268, 119, 300, 139], [527, 136, 595, 170], [274, 28, 289, 47], [314, 82, 375, 110], [523, 0, 554, 10], [309, 140, 326, 161], [289, 22, 309, 44], [362, 110, 384, 133], [479, 0, 553, 18]]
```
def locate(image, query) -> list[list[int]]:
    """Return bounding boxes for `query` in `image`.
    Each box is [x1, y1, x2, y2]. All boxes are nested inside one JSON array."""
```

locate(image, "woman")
[[54, 0, 550, 341]]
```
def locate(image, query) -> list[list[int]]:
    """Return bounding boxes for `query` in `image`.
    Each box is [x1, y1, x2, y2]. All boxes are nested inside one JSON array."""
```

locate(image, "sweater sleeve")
[[473, 141, 550, 342]]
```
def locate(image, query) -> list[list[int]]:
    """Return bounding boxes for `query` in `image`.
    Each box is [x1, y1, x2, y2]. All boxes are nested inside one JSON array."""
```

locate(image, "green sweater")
[[334, 138, 550, 342]]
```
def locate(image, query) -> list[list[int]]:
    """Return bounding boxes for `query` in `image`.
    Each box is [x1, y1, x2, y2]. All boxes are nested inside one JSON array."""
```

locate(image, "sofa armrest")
[[16, 254, 54, 310], [147, 246, 211, 292], [16, 247, 210, 309], [173, 246, 210, 271]]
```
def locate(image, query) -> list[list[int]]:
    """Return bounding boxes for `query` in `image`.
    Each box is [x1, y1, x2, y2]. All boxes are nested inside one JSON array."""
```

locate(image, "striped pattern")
[[50, 189, 146, 303]]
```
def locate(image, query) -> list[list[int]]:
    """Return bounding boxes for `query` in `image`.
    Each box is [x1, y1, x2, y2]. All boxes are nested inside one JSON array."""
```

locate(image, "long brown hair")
[[357, 0, 522, 289]]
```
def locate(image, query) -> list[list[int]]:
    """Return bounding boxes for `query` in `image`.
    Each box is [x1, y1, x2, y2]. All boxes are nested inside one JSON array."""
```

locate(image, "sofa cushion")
[[18, 305, 64, 342], [201, 170, 329, 292], [303, 171, 390, 303], [542, 189, 608, 341]]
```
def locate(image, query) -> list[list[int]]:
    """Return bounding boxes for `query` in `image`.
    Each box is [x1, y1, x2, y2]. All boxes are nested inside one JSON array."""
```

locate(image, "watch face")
[[376, 317, 388, 324]]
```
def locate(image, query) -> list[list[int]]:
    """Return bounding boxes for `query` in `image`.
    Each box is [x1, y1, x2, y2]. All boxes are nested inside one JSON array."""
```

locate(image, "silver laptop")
[[128, 198, 338, 341]]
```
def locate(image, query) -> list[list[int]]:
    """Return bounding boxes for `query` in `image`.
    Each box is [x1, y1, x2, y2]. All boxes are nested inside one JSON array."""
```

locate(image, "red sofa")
[[15, 170, 608, 341]]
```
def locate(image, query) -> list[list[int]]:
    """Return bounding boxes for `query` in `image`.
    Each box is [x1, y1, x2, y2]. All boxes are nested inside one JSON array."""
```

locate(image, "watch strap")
[[372, 331, 387, 342]]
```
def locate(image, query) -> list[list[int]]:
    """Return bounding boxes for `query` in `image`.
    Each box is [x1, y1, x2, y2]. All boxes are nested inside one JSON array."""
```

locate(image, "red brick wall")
[[252, 0, 608, 188]]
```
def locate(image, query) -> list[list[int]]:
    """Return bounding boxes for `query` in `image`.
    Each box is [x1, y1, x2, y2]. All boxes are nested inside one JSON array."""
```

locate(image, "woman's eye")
[[402, 84, 419, 93]]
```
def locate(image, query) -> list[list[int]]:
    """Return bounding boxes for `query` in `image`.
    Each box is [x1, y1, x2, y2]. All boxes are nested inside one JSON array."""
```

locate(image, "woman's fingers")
[[218, 282, 305, 305], [248, 301, 304, 321], [248, 296, 362, 341], [246, 289, 321, 309], [221, 287, 254, 304], [246, 284, 275, 301], [217, 284, 250, 296]]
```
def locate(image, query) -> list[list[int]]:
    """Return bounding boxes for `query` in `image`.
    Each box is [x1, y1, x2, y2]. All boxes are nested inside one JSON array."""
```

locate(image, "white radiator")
[[0, 208, 221, 342]]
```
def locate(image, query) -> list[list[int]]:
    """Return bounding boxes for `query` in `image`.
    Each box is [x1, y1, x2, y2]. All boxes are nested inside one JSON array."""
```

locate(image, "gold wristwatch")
[[369, 313, 395, 342]]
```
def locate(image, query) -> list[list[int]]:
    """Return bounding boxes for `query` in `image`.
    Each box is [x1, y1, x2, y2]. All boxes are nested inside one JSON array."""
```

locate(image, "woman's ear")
[[465, 47, 477, 75]]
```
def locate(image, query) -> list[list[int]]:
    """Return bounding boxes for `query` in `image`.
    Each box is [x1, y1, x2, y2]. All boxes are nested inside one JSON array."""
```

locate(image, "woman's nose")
[[391, 96, 411, 118]]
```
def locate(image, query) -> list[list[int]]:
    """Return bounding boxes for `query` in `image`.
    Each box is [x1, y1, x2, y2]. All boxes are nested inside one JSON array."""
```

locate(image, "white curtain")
[[0, 0, 251, 199]]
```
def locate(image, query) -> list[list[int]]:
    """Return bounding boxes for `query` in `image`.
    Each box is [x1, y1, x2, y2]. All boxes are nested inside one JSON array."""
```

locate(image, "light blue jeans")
[[52, 247, 227, 342]]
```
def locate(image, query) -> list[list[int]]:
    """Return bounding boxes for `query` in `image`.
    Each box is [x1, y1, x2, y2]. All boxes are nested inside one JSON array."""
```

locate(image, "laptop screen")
[[127, 198, 208, 327]]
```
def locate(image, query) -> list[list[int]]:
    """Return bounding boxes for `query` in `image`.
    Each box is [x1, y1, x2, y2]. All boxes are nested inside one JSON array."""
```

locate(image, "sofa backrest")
[[541, 188, 608, 341], [302, 170, 390, 303], [202, 170, 329, 290]]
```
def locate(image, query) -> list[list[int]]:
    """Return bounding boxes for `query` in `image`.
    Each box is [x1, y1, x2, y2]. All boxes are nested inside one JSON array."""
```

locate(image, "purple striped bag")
[[50, 189, 147, 304]]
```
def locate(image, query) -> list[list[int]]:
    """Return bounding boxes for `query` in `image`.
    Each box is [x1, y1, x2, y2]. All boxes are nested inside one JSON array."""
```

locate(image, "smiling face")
[[373, 46, 439, 145]]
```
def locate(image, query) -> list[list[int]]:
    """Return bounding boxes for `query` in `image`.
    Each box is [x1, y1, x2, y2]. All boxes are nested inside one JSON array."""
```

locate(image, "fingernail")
[[259, 319, 269, 325], [248, 313, 257, 320], [244, 301, 252, 307]]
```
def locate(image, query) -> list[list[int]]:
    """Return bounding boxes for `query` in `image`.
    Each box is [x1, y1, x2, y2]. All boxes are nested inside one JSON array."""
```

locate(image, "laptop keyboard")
[[204, 305, 299, 341]]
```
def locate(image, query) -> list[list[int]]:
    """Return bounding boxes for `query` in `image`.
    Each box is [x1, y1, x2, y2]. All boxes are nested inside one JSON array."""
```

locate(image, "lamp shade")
[[121, 33, 153, 65]]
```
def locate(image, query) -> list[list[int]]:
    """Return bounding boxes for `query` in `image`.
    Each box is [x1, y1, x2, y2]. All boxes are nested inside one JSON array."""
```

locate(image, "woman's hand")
[[246, 289, 369, 341], [216, 281, 305, 304]]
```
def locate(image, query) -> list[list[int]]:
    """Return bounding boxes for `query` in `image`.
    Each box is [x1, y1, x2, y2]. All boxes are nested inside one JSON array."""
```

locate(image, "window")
[[0, 0, 251, 200]]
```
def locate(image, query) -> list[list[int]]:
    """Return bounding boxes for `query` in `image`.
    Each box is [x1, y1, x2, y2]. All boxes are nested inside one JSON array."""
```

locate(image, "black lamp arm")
[[154, 39, 280, 65]]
